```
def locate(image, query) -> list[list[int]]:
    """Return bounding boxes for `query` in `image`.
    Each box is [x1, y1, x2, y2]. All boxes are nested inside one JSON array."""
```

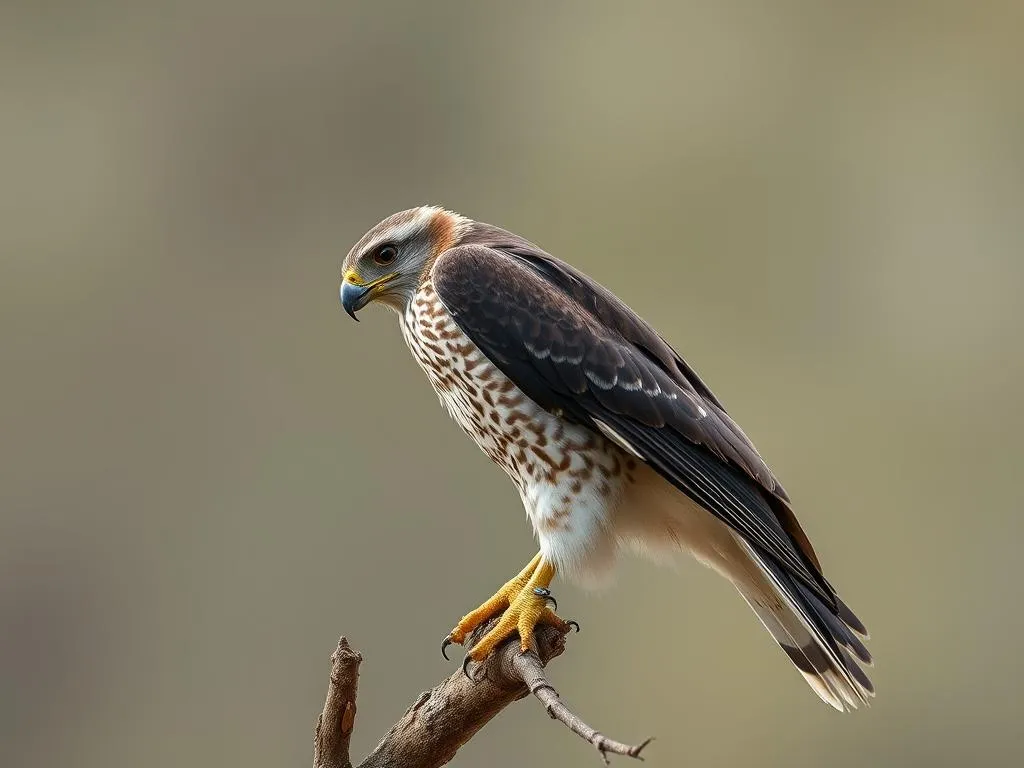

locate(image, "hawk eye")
[[372, 244, 398, 266]]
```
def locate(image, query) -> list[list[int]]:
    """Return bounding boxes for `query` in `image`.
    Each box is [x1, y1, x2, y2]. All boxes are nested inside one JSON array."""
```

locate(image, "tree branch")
[[313, 637, 361, 768], [313, 623, 650, 768]]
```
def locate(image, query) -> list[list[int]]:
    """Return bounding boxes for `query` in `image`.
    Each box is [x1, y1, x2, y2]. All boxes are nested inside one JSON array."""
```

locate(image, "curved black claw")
[[533, 586, 557, 611], [566, 620, 580, 633], [462, 654, 476, 681], [441, 634, 455, 661]]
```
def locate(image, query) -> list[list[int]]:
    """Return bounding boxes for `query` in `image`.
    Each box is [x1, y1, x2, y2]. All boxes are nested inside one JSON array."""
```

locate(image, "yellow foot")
[[441, 553, 577, 664]]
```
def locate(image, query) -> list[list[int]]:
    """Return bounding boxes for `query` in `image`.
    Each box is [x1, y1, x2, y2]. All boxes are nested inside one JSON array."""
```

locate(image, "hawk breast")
[[401, 277, 635, 553]]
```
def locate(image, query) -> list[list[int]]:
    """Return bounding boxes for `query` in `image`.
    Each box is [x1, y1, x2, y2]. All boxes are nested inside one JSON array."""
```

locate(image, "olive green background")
[[3, 2, 1022, 767]]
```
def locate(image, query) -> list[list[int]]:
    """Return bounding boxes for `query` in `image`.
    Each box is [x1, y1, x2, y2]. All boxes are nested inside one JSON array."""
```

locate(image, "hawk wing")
[[432, 243, 836, 607]]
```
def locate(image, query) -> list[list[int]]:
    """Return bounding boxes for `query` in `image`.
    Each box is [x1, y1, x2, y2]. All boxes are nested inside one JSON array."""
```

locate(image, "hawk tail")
[[735, 539, 874, 712]]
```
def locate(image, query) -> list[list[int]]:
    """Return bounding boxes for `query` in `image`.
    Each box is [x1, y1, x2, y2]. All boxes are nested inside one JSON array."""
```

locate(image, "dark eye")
[[373, 244, 398, 266]]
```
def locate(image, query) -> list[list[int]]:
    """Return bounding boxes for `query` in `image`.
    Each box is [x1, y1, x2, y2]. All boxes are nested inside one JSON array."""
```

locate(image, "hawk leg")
[[443, 552, 572, 662]]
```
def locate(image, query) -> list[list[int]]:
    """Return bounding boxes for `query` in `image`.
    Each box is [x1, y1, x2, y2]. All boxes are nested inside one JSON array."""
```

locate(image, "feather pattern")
[[432, 240, 831, 602], [430, 232, 873, 706]]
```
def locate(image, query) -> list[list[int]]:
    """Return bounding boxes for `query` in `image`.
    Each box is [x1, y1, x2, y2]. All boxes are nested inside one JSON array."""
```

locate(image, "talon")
[[533, 587, 557, 611], [441, 634, 454, 660], [566, 620, 580, 633], [462, 654, 475, 681]]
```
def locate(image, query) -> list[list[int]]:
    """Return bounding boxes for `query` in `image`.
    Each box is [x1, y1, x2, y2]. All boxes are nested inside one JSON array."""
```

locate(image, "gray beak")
[[340, 281, 372, 321]]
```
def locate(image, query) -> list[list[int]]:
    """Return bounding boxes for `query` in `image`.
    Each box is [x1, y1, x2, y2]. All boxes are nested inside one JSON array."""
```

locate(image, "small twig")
[[512, 650, 652, 763], [312, 624, 651, 768]]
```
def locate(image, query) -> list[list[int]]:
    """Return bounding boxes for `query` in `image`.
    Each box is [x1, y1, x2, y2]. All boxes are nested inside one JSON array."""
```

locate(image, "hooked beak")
[[340, 272, 398, 321]]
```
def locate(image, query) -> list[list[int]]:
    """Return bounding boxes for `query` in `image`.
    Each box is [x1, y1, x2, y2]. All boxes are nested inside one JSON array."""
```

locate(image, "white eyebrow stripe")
[[360, 206, 471, 258], [364, 208, 439, 255]]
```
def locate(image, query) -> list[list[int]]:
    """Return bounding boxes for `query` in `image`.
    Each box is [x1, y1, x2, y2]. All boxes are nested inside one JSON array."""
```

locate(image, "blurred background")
[[2, 2, 1022, 766]]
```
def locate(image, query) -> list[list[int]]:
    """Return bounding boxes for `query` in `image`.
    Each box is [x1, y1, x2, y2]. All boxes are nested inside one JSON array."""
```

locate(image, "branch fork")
[[313, 622, 651, 767]]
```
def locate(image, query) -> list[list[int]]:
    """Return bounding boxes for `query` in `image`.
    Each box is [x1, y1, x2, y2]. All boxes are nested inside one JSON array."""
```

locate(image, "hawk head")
[[340, 206, 470, 320]]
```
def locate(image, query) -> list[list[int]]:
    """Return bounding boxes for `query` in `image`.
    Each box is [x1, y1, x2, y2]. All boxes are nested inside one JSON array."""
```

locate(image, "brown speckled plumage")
[[402, 277, 629, 552]]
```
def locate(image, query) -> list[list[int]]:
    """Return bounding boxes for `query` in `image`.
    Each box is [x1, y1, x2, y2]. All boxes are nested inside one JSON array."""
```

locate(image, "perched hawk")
[[340, 206, 873, 710]]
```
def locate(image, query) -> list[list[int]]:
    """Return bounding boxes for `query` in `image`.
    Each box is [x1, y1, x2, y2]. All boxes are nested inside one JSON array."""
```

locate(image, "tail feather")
[[836, 596, 869, 638], [801, 583, 873, 666], [735, 538, 874, 711]]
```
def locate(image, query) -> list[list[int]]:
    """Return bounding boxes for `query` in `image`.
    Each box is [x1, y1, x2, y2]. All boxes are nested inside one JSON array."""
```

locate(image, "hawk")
[[339, 206, 873, 710]]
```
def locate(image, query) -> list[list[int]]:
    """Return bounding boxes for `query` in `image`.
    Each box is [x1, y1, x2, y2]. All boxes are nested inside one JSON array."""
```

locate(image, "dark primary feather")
[[432, 235, 839, 608]]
